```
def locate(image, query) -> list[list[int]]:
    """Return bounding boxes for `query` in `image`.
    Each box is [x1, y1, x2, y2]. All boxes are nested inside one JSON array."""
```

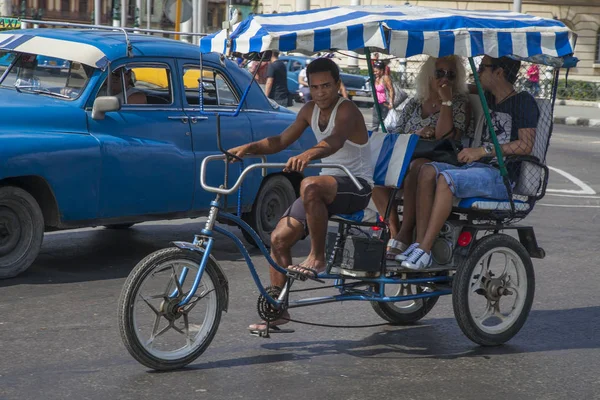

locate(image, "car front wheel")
[[243, 175, 297, 248], [0, 186, 44, 279]]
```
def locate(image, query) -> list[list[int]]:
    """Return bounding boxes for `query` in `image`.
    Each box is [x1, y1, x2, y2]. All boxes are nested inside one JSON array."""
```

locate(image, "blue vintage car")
[[0, 29, 317, 278]]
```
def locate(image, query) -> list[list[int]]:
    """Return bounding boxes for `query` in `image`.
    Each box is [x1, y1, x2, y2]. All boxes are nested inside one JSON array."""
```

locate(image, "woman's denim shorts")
[[427, 162, 510, 199]]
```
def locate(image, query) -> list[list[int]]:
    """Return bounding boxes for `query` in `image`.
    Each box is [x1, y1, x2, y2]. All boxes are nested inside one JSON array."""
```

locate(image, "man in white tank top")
[[228, 58, 373, 333]]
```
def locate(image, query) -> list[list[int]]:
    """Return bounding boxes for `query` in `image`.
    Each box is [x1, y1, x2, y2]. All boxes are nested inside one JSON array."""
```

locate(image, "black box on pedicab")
[[326, 232, 384, 272]]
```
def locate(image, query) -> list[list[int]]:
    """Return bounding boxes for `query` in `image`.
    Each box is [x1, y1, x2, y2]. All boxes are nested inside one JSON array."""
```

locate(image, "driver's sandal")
[[249, 322, 295, 338], [286, 265, 325, 283]]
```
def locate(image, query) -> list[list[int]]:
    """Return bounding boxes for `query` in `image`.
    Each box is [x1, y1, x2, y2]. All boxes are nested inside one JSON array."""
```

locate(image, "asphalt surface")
[[1, 125, 599, 400]]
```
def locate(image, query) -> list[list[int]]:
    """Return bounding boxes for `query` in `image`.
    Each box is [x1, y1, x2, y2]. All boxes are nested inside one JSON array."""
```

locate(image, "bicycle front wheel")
[[118, 247, 224, 371]]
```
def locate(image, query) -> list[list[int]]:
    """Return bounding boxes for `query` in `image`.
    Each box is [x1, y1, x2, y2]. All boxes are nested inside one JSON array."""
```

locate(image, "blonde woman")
[[370, 55, 473, 261]]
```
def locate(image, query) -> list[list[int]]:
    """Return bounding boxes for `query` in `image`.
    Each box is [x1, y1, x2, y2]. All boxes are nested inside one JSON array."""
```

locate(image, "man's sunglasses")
[[435, 69, 456, 80], [478, 63, 497, 73]]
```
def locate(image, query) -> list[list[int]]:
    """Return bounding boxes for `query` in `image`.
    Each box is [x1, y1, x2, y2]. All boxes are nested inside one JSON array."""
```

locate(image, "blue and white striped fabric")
[[0, 33, 109, 69], [373, 133, 420, 188], [200, 5, 575, 62]]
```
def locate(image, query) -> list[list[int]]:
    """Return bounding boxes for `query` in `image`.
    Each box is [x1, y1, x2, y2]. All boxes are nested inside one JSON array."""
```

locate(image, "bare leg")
[[269, 216, 306, 288], [290, 176, 338, 273], [396, 158, 429, 245], [419, 176, 454, 253], [415, 165, 438, 243], [372, 186, 399, 237], [249, 215, 305, 330]]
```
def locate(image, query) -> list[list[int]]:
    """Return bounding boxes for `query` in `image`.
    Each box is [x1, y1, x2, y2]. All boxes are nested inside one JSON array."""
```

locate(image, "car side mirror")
[[92, 96, 121, 120]]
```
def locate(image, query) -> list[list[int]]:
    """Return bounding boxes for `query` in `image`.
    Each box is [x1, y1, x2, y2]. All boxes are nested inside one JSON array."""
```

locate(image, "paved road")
[[1, 125, 599, 400]]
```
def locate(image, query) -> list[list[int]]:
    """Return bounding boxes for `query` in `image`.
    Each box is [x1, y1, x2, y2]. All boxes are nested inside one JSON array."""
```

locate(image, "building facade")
[[6, 0, 227, 33]]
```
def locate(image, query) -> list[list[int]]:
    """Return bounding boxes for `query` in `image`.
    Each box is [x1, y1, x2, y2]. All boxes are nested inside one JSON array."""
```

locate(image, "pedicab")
[[117, 5, 577, 370]]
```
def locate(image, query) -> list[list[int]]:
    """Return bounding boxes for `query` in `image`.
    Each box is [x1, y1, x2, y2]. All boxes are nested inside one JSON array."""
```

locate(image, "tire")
[[118, 247, 224, 370], [371, 283, 439, 324], [243, 175, 296, 248], [104, 223, 135, 230], [452, 234, 535, 346], [0, 186, 44, 279]]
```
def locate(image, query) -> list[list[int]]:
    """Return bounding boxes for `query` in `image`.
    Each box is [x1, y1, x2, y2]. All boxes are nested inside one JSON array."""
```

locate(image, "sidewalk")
[[553, 100, 600, 127]]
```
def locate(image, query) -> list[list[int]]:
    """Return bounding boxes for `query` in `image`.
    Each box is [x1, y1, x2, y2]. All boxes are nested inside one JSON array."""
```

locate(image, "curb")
[[555, 99, 600, 108], [554, 116, 600, 127]]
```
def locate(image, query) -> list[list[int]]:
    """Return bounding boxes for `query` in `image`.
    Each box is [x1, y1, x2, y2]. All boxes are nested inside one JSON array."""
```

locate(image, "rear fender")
[[171, 241, 229, 312], [457, 225, 545, 260]]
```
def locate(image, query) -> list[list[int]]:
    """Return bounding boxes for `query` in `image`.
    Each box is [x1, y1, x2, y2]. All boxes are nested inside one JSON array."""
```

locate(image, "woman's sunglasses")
[[435, 69, 456, 80]]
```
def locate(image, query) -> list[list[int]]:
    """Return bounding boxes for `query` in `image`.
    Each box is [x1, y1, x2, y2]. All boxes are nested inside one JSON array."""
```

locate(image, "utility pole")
[[347, 0, 360, 73], [0, 0, 10, 17], [513, 0, 522, 13], [121, 0, 127, 27], [94, 0, 101, 24], [198, 0, 206, 34], [295, 0, 308, 12]]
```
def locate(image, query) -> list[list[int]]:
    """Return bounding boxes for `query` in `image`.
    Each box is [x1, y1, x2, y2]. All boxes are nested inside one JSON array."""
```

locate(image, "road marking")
[[546, 193, 600, 199], [547, 166, 596, 195], [538, 204, 600, 208]]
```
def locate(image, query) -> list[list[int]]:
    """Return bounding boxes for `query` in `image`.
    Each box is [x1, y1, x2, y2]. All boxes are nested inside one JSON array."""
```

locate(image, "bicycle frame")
[[174, 155, 453, 310]]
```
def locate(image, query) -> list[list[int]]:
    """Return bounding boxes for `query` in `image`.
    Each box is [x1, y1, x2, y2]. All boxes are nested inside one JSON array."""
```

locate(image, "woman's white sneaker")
[[400, 248, 432, 270], [394, 242, 420, 263]]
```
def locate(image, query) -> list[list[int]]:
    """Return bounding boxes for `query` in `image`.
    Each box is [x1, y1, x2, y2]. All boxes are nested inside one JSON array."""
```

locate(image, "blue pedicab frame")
[[118, 5, 578, 371]]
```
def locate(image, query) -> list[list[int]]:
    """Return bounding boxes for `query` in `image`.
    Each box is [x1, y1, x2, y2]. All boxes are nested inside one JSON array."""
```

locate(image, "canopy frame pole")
[[365, 49, 387, 133]]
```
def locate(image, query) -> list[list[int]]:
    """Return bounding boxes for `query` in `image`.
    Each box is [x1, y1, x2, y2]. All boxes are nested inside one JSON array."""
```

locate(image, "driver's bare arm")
[[228, 105, 312, 159]]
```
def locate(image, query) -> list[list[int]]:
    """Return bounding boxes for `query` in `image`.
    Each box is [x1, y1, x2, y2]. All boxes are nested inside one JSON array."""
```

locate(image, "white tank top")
[[310, 97, 373, 186]]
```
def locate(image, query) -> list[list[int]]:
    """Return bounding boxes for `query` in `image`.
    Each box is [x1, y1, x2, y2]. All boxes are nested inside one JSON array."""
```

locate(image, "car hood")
[[0, 89, 88, 135]]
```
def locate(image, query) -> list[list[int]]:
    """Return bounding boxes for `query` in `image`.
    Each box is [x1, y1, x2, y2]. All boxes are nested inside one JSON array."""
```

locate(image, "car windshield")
[[0, 52, 94, 99]]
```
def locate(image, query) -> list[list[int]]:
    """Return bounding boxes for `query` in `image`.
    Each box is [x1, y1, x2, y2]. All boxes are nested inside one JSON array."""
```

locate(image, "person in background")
[[265, 51, 290, 107], [298, 59, 311, 102], [371, 61, 394, 131], [525, 64, 540, 97]]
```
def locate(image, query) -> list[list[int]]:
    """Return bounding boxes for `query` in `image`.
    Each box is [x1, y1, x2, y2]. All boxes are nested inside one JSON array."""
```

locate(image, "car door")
[[87, 60, 195, 219], [178, 62, 256, 213]]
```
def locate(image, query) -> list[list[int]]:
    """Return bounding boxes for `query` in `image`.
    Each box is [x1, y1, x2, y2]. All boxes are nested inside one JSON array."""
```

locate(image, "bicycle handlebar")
[[200, 154, 364, 195]]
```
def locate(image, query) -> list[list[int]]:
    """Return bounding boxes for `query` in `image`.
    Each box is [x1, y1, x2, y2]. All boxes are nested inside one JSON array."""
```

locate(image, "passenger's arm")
[[458, 128, 535, 163], [284, 102, 361, 172], [228, 105, 311, 158], [498, 128, 535, 156], [434, 84, 455, 138]]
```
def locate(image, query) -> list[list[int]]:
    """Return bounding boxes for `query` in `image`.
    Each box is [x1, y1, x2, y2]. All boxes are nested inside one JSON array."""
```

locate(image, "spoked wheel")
[[370, 282, 439, 324], [118, 247, 225, 370], [453, 234, 535, 346]]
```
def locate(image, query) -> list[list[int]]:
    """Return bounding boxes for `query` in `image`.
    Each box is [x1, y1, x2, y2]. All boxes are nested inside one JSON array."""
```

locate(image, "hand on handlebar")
[[283, 154, 311, 173], [226, 145, 249, 162]]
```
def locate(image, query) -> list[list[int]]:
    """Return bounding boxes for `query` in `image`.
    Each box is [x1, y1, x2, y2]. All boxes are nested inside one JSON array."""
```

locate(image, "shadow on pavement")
[[174, 306, 600, 371]]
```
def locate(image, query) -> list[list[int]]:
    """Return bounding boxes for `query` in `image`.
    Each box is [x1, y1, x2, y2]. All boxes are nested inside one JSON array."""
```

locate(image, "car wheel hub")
[[0, 206, 21, 256]]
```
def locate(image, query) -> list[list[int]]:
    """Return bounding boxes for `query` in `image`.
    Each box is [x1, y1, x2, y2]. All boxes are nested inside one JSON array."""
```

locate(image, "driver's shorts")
[[281, 176, 372, 238]]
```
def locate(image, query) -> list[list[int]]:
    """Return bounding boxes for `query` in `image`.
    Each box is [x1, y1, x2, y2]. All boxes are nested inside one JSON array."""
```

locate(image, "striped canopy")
[[200, 5, 576, 62]]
